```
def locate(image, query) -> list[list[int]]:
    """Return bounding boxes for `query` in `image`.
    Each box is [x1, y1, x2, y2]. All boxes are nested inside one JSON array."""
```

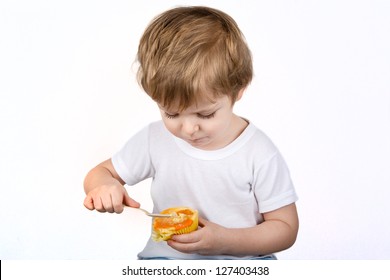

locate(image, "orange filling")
[[154, 218, 193, 230], [153, 209, 194, 230]]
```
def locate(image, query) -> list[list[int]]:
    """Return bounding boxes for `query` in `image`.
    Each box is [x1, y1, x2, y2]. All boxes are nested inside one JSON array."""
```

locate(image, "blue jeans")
[[138, 254, 277, 260]]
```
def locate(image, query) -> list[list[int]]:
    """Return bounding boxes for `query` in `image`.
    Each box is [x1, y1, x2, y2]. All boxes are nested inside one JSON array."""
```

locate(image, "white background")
[[1, 0, 389, 260]]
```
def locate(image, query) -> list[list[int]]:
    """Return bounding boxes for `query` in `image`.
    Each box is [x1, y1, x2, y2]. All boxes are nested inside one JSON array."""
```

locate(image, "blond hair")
[[137, 6, 252, 111]]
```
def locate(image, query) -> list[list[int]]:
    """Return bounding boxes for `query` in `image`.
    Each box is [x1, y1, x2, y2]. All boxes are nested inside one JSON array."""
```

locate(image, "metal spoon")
[[131, 207, 173, 218]]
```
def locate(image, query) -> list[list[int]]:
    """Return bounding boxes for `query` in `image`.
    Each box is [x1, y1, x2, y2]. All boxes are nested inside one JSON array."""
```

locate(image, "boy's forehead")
[[158, 96, 223, 112]]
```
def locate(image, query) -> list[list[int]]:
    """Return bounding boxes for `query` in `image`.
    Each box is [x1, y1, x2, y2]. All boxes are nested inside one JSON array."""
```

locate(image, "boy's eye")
[[197, 112, 215, 119], [164, 112, 179, 119], [164, 111, 216, 119]]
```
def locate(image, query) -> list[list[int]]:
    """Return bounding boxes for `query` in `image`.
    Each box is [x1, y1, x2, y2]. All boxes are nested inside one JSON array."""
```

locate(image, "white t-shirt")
[[112, 120, 298, 259]]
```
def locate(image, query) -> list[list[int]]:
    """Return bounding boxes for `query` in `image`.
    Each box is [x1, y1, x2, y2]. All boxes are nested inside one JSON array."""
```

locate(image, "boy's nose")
[[182, 118, 200, 136]]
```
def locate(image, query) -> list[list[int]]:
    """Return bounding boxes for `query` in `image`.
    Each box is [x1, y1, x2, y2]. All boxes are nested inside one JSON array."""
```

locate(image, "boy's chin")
[[186, 137, 218, 150]]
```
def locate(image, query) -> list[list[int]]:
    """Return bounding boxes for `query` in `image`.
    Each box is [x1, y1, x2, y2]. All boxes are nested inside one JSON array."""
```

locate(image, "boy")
[[84, 6, 298, 259]]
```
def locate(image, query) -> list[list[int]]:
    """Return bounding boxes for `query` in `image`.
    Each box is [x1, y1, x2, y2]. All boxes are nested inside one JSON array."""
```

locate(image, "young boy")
[[84, 6, 298, 260]]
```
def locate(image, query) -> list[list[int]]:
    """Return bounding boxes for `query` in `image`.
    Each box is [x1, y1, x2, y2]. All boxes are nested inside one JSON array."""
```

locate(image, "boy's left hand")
[[167, 217, 227, 255]]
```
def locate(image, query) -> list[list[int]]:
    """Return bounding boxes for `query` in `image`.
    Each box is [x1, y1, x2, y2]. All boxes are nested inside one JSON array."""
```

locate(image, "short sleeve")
[[253, 152, 298, 213], [111, 125, 155, 186]]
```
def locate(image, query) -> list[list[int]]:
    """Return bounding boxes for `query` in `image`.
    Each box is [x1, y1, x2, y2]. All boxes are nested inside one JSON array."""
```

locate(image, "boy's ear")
[[236, 87, 246, 102]]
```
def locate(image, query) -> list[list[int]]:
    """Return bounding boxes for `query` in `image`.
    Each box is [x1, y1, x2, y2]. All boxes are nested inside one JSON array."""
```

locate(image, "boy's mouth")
[[187, 137, 208, 145]]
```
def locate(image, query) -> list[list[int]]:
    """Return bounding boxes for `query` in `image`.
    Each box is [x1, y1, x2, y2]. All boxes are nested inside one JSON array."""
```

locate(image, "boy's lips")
[[187, 136, 208, 145]]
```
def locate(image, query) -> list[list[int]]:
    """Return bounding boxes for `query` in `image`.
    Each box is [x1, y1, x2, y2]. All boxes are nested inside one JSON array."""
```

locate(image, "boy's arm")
[[222, 203, 299, 255], [83, 159, 140, 213], [168, 203, 298, 256]]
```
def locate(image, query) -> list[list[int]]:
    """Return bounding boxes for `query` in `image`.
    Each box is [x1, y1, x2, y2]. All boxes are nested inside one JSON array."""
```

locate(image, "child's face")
[[158, 95, 240, 150]]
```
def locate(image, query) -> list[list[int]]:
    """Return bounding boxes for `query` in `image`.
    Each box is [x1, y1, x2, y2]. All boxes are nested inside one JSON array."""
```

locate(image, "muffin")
[[152, 207, 198, 242]]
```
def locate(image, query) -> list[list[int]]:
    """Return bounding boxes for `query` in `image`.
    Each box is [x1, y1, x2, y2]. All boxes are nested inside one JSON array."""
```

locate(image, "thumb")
[[123, 190, 140, 208]]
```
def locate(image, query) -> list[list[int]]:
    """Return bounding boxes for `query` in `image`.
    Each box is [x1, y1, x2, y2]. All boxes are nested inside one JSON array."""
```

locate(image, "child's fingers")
[[111, 192, 127, 213], [83, 186, 139, 213], [168, 231, 202, 254], [171, 230, 200, 244], [92, 196, 106, 212], [83, 195, 95, 210], [100, 196, 115, 213], [197, 217, 210, 227]]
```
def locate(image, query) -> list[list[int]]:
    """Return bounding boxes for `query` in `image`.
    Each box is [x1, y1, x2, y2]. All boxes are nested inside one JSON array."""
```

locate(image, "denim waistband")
[[138, 254, 277, 260]]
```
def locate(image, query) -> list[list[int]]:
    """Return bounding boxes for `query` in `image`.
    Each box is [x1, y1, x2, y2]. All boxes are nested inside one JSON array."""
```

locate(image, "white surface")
[[0, 0, 389, 259]]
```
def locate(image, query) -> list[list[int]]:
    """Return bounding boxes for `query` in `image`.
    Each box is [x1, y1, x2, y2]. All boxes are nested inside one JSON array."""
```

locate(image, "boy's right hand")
[[83, 183, 140, 214]]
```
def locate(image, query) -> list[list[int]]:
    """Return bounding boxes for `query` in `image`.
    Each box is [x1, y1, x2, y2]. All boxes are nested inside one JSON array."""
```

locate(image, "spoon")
[[129, 207, 173, 218]]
